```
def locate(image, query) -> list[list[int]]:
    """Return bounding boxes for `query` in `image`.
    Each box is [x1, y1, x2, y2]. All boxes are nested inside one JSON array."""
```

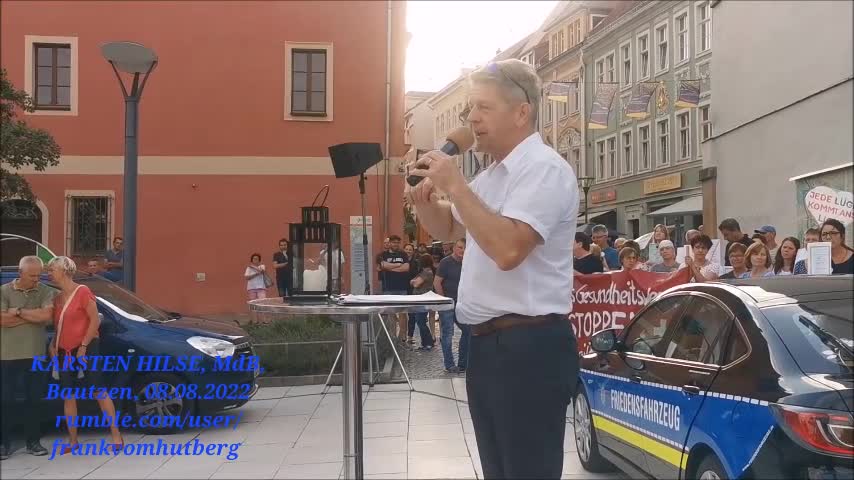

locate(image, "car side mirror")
[[590, 328, 620, 353]]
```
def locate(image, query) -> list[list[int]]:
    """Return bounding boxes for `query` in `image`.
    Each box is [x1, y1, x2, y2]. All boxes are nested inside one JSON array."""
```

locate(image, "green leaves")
[[0, 68, 61, 202]]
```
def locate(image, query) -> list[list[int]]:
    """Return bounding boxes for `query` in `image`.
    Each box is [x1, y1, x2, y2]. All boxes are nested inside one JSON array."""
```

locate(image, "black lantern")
[[289, 205, 342, 303]]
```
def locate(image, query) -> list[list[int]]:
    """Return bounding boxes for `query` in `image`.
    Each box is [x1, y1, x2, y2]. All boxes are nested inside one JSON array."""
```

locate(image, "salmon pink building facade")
[[1, 0, 408, 314]]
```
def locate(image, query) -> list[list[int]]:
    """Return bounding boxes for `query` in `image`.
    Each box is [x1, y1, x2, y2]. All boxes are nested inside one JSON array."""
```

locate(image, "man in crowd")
[[650, 240, 680, 272], [374, 238, 390, 293], [85, 258, 103, 276], [103, 236, 124, 283], [433, 238, 468, 373], [794, 227, 821, 274], [272, 238, 291, 297], [407, 59, 577, 478], [592, 224, 619, 270], [755, 225, 779, 258], [718, 218, 754, 266], [573, 232, 603, 274], [379, 235, 411, 341], [0, 256, 55, 459]]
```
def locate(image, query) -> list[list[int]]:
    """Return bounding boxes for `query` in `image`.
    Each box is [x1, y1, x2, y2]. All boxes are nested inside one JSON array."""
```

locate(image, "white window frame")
[[636, 31, 651, 81], [696, 0, 712, 57], [619, 40, 633, 90], [591, 14, 607, 31], [654, 20, 669, 75], [638, 122, 652, 173], [595, 139, 607, 182], [673, 8, 691, 67], [656, 117, 671, 167], [570, 147, 582, 175], [595, 56, 605, 85], [676, 109, 692, 162], [558, 98, 568, 118], [606, 134, 618, 179], [697, 101, 712, 158], [24, 35, 79, 117], [543, 99, 553, 125], [605, 51, 616, 83], [570, 74, 581, 113], [284, 41, 334, 122], [620, 128, 634, 177]]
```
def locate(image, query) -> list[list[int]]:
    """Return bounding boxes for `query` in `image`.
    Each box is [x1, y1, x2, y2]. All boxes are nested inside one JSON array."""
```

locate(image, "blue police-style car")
[[576, 275, 853, 479], [1, 267, 258, 434]]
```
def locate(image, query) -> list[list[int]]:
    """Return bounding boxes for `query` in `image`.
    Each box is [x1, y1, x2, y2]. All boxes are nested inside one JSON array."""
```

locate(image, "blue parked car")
[[1, 267, 258, 434]]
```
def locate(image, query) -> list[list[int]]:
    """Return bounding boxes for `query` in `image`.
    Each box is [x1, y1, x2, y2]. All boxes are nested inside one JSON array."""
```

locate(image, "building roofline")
[[583, 0, 657, 50]]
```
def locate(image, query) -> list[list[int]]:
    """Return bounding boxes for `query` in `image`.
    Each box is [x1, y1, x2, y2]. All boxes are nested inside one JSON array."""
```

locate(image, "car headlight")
[[186, 336, 236, 358]]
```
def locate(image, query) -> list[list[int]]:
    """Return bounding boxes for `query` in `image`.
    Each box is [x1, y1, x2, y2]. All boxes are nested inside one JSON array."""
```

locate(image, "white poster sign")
[[349, 216, 374, 295], [807, 242, 832, 275], [806, 186, 854, 226]]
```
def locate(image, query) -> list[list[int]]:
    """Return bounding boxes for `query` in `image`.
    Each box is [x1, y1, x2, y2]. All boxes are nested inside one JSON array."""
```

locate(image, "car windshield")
[[764, 299, 854, 374], [75, 275, 171, 322]]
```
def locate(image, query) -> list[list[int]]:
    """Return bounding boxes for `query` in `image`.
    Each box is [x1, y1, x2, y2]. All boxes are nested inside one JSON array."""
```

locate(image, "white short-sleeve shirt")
[[451, 133, 578, 325]]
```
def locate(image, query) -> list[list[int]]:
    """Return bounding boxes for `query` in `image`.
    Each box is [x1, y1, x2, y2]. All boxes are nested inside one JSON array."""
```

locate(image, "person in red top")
[[47, 256, 123, 454]]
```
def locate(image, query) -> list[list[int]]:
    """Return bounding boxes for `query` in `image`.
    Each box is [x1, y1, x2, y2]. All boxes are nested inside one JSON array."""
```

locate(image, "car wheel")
[[574, 387, 614, 473], [695, 452, 727, 480], [131, 373, 194, 434]]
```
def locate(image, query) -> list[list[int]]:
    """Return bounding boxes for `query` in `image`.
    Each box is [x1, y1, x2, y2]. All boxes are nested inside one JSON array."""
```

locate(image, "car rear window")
[[764, 299, 853, 374]]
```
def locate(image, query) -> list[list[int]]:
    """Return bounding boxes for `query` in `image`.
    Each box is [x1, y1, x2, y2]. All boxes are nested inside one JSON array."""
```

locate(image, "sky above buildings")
[[405, 0, 558, 93]]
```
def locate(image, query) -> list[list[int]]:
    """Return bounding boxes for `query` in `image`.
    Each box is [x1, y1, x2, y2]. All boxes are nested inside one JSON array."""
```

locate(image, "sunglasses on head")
[[485, 62, 531, 105]]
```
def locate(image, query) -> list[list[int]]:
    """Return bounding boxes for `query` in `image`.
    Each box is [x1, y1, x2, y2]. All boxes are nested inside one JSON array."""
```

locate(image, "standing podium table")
[[248, 299, 453, 480]]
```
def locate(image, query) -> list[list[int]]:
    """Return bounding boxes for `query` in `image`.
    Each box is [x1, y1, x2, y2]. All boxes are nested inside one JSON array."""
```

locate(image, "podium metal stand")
[[249, 299, 453, 480]]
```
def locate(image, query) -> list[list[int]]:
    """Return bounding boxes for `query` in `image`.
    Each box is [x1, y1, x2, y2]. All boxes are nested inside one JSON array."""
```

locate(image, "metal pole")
[[584, 188, 590, 224], [122, 74, 140, 291], [342, 317, 364, 480]]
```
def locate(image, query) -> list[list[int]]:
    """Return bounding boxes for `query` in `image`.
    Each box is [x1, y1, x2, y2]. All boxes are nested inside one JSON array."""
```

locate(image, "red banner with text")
[[570, 268, 693, 354]]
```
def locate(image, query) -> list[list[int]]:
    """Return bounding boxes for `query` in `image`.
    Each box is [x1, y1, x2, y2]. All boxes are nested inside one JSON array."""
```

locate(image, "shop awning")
[[576, 209, 615, 226], [647, 196, 703, 216]]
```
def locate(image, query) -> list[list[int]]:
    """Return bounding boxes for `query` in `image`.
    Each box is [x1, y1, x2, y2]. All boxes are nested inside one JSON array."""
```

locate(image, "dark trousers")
[[277, 280, 290, 298], [408, 312, 435, 348], [1, 359, 46, 446], [466, 315, 578, 479]]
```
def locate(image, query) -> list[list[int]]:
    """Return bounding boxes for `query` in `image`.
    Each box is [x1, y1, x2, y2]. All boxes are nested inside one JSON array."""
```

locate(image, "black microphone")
[[406, 126, 475, 187]]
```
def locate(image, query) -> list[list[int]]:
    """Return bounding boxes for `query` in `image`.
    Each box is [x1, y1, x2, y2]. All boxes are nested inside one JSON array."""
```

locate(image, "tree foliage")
[[0, 68, 61, 202]]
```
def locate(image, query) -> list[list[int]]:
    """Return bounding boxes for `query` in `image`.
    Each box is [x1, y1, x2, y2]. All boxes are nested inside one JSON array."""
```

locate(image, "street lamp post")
[[101, 42, 158, 292], [578, 176, 594, 224]]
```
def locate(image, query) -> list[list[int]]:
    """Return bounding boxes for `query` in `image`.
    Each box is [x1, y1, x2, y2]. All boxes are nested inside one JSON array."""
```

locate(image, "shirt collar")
[[11, 279, 39, 292], [494, 132, 543, 174]]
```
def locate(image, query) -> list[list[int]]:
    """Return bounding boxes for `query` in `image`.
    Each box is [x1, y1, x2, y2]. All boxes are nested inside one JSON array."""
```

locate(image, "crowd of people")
[[573, 217, 854, 280]]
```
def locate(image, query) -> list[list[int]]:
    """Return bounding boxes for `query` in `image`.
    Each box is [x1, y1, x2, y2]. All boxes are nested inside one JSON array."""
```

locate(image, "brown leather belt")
[[470, 313, 563, 337]]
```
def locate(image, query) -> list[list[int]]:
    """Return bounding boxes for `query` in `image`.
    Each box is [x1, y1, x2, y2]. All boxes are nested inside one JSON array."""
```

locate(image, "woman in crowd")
[[719, 243, 748, 279], [821, 219, 854, 274], [684, 234, 720, 282], [741, 242, 775, 278], [403, 243, 419, 345], [650, 240, 681, 273], [652, 224, 669, 244], [619, 247, 639, 271], [409, 254, 436, 351], [47, 256, 123, 454], [794, 228, 821, 274], [244, 253, 269, 300], [773, 237, 800, 276]]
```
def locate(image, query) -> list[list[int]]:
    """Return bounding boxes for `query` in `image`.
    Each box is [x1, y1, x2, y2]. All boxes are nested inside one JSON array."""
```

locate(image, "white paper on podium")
[[336, 291, 453, 305], [807, 242, 832, 275]]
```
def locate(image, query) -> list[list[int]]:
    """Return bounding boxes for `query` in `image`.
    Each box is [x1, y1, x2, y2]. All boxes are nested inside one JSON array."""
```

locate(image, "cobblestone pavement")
[[391, 315, 466, 380]]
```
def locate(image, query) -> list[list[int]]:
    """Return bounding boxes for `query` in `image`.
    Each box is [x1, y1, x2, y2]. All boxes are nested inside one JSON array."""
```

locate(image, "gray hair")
[[18, 255, 44, 271], [685, 229, 701, 242], [592, 224, 609, 235], [468, 59, 541, 127], [47, 256, 77, 276]]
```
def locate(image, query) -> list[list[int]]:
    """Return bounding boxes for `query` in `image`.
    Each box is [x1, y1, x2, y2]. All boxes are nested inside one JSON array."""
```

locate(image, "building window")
[[621, 129, 633, 176], [571, 75, 580, 112], [570, 148, 581, 175], [596, 58, 605, 84], [33, 43, 71, 111], [607, 136, 617, 179], [638, 33, 650, 80], [657, 118, 670, 166], [596, 139, 606, 181], [291, 49, 327, 116], [675, 11, 689, 64], [697, 60, 712, 97], [676, 110, 691, 161], [591, 14, 606, 30], [558, 99, 567, 118], [639, 124, 651, 171], [620, 42, 632, 89], [698, 104, 712, 158], [605, 53, 616, 83], [551, 30, 566, 58], [655, 22, 669, 73], [69, 196, 112, 256], [544, 100, 553, 124], [697, 1, 712, 54]]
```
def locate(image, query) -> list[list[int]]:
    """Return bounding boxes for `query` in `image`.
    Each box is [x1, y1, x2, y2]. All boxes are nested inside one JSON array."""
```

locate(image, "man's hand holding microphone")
[[405, 126, 475, 207]]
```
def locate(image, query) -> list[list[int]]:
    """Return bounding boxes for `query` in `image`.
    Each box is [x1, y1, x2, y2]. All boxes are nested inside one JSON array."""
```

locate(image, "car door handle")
[[682, 385, 701, 395]]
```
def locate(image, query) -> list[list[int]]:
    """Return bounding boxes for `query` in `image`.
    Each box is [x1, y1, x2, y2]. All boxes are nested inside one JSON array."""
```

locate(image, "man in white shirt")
[[407, 59, 578, 479]]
